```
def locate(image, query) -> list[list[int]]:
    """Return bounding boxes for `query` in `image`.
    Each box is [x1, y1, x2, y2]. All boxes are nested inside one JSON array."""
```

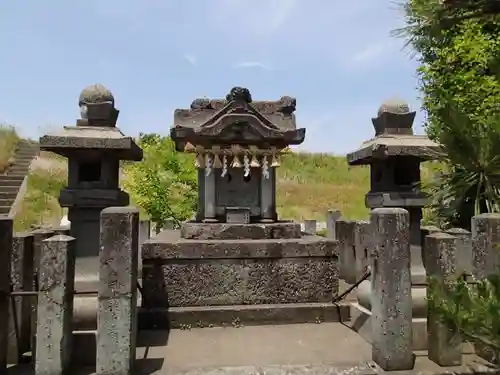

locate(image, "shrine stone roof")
[[171, 87, 306, 150]]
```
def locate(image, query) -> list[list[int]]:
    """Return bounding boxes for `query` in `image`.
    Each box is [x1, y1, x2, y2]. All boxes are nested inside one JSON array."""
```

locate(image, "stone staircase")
[[0, 140, 39, 216]]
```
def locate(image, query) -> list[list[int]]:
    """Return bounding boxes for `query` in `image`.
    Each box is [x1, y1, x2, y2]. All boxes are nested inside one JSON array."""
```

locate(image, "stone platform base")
[[138, 302, 351, 329], [142, 230, 339, 308], [348, 303, 429, 350]]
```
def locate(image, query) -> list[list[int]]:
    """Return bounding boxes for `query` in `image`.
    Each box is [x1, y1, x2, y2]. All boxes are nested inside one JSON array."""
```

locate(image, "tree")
[[428, 273, 500, 362], [399, 0, 500, 360], [123, 134, 197, 232], [398, 0, 500, 228]]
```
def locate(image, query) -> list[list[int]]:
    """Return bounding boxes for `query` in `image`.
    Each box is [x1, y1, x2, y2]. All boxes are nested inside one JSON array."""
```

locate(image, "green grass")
[[277, 152, 370, 220], [13, 145, 441, 231], [0, 125, 19, 173]]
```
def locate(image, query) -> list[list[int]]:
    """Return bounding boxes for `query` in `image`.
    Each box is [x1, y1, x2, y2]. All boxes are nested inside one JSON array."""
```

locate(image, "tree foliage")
[[399, 0, 500, 228], [401, 0, 500, 358], [123, 134, 197, 231], [428, 274, 500, 361]]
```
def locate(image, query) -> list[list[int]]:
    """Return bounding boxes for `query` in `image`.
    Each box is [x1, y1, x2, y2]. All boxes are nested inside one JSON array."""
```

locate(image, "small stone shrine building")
[[171, 86, 305, 223], [39, 84, 142, 361], [346, 98, 439, 349], [141, 87, 340, 326]]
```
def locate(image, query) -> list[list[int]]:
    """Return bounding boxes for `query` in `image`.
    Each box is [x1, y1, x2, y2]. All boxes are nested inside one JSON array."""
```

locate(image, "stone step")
[[6, 168, 29, 175], [7, 165, 30, 171], [0, 206, 10, 214], [13, 152, 36, 158], [138, 302, 351, 330], [0, 174, 24, 181], [0, 198, 14, 207], [8, 164, 32, 171], [0, 191, 16, 200], [0, 186, 19, 193], [13, 153, 36, 159], [0, 178, 23, 186]]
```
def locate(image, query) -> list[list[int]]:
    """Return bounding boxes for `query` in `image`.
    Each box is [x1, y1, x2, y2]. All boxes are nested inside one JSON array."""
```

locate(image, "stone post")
[[326, 209, 341, 239], [97, 207, 139, 375], [260, 168, 275, 222], [370, 208, 414, 371], [8, 233, 34, 364], [354, 220, 371, 279], [35, 235, 76, 375], [420, 226, 441, 270], [425, 232, 462, 366], [445, 228, 472, 277], [303, 219, 317, 235], [336, 219, 357, 283], [138, 220, 150, 278], [471, 213, 500, 279], [0, 217, 13, 371], [30, 228, 54, 362], [204, 170, 216, 222], [31, 228, 55, 277]]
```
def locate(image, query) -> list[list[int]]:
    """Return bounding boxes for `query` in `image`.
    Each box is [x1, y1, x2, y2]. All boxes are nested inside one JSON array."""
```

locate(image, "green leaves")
[[123, 134, 197, 231], [400, 0, 500, 227], [429, 273, 500, 354]]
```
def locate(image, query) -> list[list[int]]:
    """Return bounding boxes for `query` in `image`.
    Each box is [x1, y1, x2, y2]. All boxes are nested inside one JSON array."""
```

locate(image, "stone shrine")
[[39, 84, 142, 362], [346, 98, 439, 349], [141, 87, 341, 326]]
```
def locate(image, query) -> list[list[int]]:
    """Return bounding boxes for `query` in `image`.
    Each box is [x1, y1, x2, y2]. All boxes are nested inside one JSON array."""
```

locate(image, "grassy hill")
[[1, 128, 439, 231]]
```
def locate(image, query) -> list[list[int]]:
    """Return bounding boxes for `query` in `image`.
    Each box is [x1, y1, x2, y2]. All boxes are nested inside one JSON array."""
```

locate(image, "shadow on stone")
[[136, 358, 165, 375]]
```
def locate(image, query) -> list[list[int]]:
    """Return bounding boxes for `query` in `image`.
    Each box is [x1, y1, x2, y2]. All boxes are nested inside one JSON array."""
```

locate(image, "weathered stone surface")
[[97, 207, 139, 375], [335, 219, 356, 283], [31, 228, 55, 275], [303, 220, 317, 235], [39, 126, 142, 161], [354, 221, 371, 279], [139, 302, 350, 329], [0, 217, 12, 371], [326, 209, 341, 239], [370, 208, 414, 371], [180, 221, 302, 240], [420, 226, 441, 271], [425, 232, 462, 367], [35, 235, 75, 375], [143, 230, 337, 259], [8, 233, 34, 364], [445, 228, 472, 276], [471, 213, 500, 279], [142, 257, 337, 307]]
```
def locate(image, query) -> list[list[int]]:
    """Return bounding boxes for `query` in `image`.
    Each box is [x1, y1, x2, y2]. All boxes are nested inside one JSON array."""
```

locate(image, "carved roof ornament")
[[171, 86, 306, 151], [372, 97, 416, 136], [77, 84, 119, 127], [226, 86, 252, 103]]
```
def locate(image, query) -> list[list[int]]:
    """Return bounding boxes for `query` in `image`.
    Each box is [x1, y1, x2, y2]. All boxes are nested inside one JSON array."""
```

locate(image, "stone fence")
[[2, 209, 500, 372], [316, 209, 500, 371], [0, 210, 151, 375]]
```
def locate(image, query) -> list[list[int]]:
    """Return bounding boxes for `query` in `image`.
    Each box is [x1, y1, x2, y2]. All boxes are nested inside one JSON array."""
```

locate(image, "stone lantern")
[[39, 84, 142, 363], [346, 98, 439, 349], [40, 84, 142, 261]]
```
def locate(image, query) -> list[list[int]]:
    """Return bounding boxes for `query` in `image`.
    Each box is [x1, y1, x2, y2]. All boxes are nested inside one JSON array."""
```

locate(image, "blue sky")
[[0, 0, 423, 154]]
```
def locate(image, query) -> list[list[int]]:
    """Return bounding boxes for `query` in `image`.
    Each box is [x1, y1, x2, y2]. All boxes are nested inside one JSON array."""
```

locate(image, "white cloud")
[[208, 0, 298, 36], [183, 54, 197, 66], [232, 61, 273, 70], [351, 40, 398, 64]]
